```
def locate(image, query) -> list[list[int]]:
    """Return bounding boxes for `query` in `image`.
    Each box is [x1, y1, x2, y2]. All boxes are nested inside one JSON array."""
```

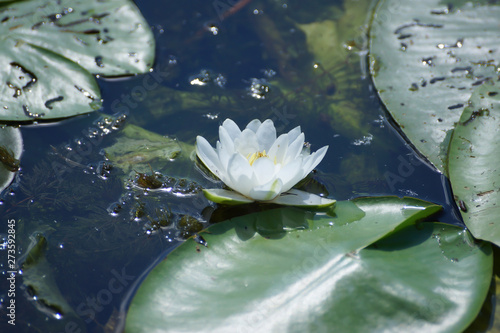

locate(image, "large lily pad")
[[0, 39, 102, 121], [124, 197, 492, 333], [0, 0, 155, 121], [448, 81, 500, 246], [0, 126, 22, 193], [369, 0, 500, 173]]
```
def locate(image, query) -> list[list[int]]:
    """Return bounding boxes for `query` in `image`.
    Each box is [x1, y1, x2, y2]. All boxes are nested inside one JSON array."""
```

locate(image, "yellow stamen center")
[[247, 150, 268, 165]]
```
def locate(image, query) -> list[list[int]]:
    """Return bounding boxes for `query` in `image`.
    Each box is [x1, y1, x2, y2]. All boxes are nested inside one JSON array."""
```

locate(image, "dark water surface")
[[0, 0, 466, 332]]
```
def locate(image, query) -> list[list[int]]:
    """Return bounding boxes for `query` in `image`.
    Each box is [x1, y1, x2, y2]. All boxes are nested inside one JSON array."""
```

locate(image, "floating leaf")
[[202, 188, 336, 208], [448, 81, 500, 246], [0, 39, 102, 121], [0, 0, 155, 121], [122, 197, 491, 333], [369, 0, 500, 173], [0, 126, 22, 193]]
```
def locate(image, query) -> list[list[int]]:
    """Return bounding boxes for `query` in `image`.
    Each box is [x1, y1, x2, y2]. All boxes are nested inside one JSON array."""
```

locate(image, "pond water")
[[0, 0, 469, 332]]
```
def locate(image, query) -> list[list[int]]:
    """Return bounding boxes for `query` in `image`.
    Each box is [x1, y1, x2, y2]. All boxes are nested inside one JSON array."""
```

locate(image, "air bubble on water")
[[262, 68, 276, 78], [352, 134, 373, 146], [206, 24, 219, 35], [214, 74, 226, 88], [203, 113, 219, 120], [108, 202, 122, 216], [168, 55, 177, 65], [248, 78, 270, 99], [0, 235, 7, 250], [189, 69, 212, 86]]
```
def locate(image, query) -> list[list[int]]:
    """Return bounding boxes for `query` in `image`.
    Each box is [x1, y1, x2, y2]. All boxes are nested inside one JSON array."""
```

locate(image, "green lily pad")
[[369, 0, 500, 173], [0, 126, 22, 193], [0, 39, 102, 121], [123, 197, 491, 333], [0, 0, 155, 121], [202, 189, 254, 205], [270, 189, 336, 208], [203, 188, 336, 208], [448, 81, 500, 246]]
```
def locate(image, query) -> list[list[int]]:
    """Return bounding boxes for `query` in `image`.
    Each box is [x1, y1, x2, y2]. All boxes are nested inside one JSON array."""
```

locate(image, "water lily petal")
[[284, 132, 305, 164], [202, 189, 254, 205], [255, 119, 276, 151], [287, 126, 301, 143], [252, 157, 277, 185], [302, 146, 328, 177], [248, 178, 283, 201], [222, 119, 241, 141], [219, 126, 235, 153], [217, 146, 232, 172], [246, 119, 261, 133], [234, 129, 260, 157], [271, 189, 336, 208], [196, 136, 223, 179], [277, 158, 306, 192], [268, 133, 288, 164], [227, 153, 255, 196], [198, 118, 330, 206]]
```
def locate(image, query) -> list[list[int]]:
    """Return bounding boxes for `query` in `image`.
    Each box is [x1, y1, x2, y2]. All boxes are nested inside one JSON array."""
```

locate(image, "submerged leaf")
[[104, 124, 192, 175], [21, 234, 84, 328]]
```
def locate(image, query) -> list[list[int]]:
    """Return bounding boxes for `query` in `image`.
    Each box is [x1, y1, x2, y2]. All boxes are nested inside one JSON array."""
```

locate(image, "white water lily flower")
[[196, 118, 336, 207]]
